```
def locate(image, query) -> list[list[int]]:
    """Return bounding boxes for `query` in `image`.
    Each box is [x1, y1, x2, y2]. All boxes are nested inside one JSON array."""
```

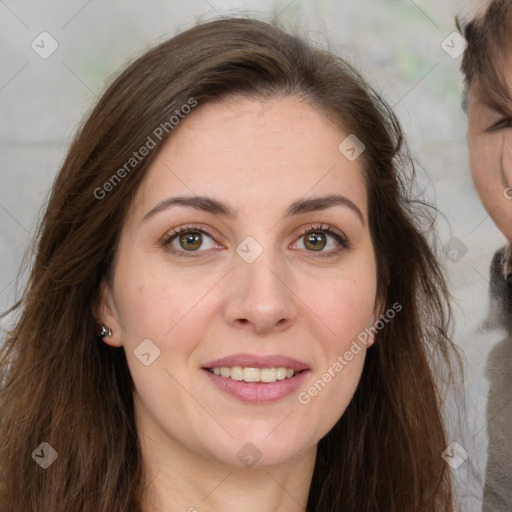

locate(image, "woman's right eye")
[[162, 226, 220, 257], [161, 226, 221, 257]]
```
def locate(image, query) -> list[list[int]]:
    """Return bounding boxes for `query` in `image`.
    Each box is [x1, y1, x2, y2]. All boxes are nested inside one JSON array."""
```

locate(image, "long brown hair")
[[0, 16, 461, 511]]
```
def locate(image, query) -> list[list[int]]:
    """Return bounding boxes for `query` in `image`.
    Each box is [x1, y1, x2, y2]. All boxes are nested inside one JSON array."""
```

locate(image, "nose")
[[223, 249, 298, 335]]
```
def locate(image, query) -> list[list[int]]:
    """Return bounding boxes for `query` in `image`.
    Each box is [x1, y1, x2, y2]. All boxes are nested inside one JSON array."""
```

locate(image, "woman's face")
[[98, 95, 380, 468]]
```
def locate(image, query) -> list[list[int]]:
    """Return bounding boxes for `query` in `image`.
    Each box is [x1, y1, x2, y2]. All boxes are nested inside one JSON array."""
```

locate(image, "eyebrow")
[[479, 78, 512, 116], [481, 96, 512, 116], [142, 193, 365, 225]]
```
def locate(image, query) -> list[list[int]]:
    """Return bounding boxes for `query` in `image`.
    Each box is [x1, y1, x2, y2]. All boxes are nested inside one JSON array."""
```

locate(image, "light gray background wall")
[[0, 1, 504, 510]]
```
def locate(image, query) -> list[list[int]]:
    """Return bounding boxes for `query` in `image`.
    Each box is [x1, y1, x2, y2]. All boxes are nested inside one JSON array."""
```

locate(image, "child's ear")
[[93, 276, 123, 348]]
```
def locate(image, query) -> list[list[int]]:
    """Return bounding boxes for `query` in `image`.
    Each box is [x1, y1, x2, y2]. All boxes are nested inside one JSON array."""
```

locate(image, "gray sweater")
[[482, 245, 512, 512]]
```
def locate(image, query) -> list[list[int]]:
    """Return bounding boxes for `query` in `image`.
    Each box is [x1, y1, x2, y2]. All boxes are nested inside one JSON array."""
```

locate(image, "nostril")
[[506, 273, 512, 285]]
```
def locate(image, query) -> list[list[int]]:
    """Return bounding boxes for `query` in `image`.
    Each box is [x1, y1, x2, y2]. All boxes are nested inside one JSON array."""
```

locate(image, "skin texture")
[[96, 95, 381, 512], [467, 80, 512, 242]]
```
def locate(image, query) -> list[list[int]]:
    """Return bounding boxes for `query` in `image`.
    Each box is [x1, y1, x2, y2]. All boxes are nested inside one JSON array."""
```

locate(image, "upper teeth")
[[211, 366, 295, 383]]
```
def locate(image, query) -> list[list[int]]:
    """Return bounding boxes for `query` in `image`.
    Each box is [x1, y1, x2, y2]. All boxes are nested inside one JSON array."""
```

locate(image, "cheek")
[[112, 253, 220, 341], [468, 138, 499, 196], [321, 287, 374, 346], [321, 281, 375, 387], [114, 280, 178, 338], [468, 136, 512, 238], [311, 261, 377, 347], [297, 255, 377, 411]]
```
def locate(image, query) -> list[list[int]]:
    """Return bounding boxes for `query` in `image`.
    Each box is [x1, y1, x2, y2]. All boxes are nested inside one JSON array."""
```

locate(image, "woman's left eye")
[[161, 223, 349, 258], [292, 224, 349, 258]]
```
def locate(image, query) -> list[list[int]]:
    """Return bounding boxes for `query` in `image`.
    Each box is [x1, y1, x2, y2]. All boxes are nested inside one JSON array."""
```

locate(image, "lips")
[[201, 353, 311, 403], [202, 353, 310, 371]]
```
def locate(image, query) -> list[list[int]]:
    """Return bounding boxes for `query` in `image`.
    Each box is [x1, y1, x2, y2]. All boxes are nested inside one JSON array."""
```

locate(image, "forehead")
[[467, 56, 512, 113], [168, 94, 346, 154], [130, 95, 369, 220]]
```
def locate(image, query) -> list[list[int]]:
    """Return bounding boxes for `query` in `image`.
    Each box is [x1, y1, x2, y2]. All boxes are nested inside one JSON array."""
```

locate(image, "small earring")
[[97, 324, 112, 337]]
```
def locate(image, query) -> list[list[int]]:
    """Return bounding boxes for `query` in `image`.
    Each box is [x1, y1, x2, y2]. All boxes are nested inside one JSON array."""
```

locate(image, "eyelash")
[[489, 118, 512, 131], [161, 223, 349, 259]]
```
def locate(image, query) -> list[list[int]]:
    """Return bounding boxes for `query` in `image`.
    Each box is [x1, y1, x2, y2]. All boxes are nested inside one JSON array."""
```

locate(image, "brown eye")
[[488, 118, 512, 131], [163, 225, 218, 256], [178, 231, 203, 251], [304, 232, 327, 251], [294, 224, 349, 258]]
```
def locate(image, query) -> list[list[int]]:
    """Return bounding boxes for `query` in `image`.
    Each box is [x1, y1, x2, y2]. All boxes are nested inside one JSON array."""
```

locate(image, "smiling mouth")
[[205, 366, 305, 383]]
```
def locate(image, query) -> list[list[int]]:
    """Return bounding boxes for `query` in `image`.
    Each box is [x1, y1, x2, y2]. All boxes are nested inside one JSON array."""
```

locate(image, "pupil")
[[306, 233, 325, 251], [180, 232, 201, 250]]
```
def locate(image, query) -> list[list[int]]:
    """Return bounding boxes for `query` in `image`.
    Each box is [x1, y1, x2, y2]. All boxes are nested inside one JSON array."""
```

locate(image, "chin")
[[211, 432, 312, 469]]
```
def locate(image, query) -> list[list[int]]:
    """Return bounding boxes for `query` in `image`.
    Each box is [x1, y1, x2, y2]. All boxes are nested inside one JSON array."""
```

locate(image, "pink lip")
[[202, 353, 310, 371], [202, 368, 310, 404]]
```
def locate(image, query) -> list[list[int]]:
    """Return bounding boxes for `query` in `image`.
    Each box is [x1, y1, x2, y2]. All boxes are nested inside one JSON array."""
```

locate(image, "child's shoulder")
[[488, 244, 512, 332]]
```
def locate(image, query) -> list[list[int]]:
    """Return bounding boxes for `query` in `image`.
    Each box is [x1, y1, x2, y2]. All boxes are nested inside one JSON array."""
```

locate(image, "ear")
[[367, 296, 387, 348], [93, 276, 123, 348]]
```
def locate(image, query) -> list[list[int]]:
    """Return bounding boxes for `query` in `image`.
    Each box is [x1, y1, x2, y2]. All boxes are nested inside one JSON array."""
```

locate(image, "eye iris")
[[305, 232, 326, 251], [179, 231, 202, 251]]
